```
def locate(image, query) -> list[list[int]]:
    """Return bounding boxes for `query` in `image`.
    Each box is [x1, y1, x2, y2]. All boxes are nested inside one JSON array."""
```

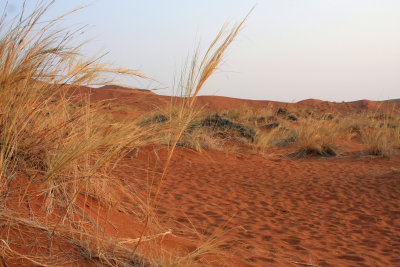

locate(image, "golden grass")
[[360, 113, 400, 157], [132, 9, 252, 255], [228, 105, 400, 158], [0, 1, 192, 265], [3, 1, 400, 265], [224, 104, 276, 125], [139, 102, 400, 158], [252, 127, 282, 153], [0, 1, 161, 264], [0, 1, 253, 265], [288, 118, 343, 157]]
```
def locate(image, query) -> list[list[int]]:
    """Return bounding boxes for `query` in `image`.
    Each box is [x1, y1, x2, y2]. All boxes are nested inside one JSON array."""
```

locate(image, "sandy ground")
[[111, 145, 400, 266], [5, 86, 400, 266], [82, 86, 400, 266]]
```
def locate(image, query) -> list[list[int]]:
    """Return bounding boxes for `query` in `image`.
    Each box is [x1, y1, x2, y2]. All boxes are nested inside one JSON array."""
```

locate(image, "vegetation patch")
[[199, 114, 256, 142], [138, 113, 169, 126]]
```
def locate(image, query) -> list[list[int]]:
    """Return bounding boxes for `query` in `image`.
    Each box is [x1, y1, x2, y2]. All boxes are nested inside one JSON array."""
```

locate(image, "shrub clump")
[[286, 118, 344, 157], [138, 113, 169, 126], [199, 114, 256, 141]]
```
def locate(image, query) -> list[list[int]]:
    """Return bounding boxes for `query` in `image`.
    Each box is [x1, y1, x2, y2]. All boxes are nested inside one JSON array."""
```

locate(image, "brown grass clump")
[[360, 113, 400, 157], [159, 102, 400, 159], [133, 9, 252, 255], [179, 127, 224, 151], [0, 0, 249, 265], [224, 104, 276, 125], [0, 1, 163, 265], [252, 127, 283, 152], [288, 117, 344, 157]]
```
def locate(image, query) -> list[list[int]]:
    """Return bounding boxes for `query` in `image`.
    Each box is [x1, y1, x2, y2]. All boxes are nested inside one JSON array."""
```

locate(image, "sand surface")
[[78, 86, 400, 266], [111, 146, 400, 266], [68, 85, 399, 115], [6, 86, 400, 266]]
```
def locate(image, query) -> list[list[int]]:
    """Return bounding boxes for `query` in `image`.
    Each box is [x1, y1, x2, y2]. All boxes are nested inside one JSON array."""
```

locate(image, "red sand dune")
[[67, 85, 400, 116], [12, 85, 399, 266], [72, 86, 398, 266], [118, 146, 400, 266]]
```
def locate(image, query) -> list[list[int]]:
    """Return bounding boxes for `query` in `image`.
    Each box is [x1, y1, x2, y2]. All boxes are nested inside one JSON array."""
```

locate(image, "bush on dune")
[[291, 119, 341, 157], [360, 113, 400, 157]]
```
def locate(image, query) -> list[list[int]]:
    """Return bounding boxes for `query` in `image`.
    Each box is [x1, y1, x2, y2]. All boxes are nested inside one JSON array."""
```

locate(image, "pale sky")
[[5, 1, 400, 102]]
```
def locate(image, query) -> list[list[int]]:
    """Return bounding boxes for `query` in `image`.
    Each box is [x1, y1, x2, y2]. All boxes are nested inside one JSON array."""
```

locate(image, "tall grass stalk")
[[0, 0, 254, 264], [0, 1, 142, 181], [0, 1, 163, 264], [132, 10, 252, 254], [361, 113, 399, 157]]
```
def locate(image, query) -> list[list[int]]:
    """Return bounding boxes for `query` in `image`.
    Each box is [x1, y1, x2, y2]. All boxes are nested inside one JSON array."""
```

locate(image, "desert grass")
[[6, 1, 399, 264], [0, 1, 190, 266], [252, 127, 283, 153], [178, 127, 224, 151], [132, 9, 252, 255], [0, 1, 253, 266], [136, 107, 221, 151], [288, 118, 342, 156], [141, 102, 400, 159], [360, 113, 400, 157], [139, 109, 260, 151], [247, 109, 359, 156], [224, 104, 276, 126], [0, 1, 156, 264]]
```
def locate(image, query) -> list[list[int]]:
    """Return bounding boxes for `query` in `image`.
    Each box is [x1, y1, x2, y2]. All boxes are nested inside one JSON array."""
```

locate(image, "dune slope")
[[120, 145, 400, 266]]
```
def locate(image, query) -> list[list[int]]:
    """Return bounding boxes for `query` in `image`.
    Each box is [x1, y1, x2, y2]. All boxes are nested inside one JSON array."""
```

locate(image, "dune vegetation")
[[1, 1, 400, 267], [142, 104, 400, 158], [0, 1, 250, 266]]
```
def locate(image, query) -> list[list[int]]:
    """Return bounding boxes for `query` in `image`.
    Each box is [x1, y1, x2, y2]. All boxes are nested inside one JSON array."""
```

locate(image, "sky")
[[4, 1, 400, 102]]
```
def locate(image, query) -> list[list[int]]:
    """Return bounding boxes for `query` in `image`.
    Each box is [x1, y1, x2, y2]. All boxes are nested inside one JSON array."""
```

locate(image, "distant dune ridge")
[[68, 84, 400, 114], [386, 98, 400, 103]]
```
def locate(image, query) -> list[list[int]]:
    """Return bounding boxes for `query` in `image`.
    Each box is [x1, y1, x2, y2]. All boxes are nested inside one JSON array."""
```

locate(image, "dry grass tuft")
[[360, 113, 400, 157], [0, 1, 184, 265], [133, 10, 252, 256], [290, 118, 341, 157]]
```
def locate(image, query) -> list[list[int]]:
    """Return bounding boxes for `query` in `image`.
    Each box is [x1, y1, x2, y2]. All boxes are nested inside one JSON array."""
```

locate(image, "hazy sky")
[[5, 1, 400, 102]]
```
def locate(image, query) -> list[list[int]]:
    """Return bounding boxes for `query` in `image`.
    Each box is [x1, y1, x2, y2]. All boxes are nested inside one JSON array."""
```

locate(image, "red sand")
[[118, 146, 400, 266], [6, 85, 400, 266], [76, 86, 400, 266], [67, 85, 400, 115]]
